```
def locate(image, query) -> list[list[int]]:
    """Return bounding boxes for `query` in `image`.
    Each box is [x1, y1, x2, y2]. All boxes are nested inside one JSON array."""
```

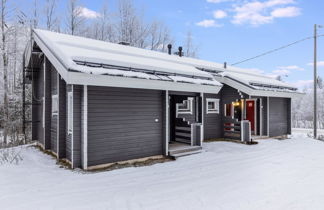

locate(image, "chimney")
[[167, 44, 172, 55], [178, 46, 183, 57], [224, 62, 227, 69]]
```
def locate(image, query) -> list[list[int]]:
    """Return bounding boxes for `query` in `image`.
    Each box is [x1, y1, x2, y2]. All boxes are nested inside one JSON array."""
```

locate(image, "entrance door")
[[246, 100, 255, 131]]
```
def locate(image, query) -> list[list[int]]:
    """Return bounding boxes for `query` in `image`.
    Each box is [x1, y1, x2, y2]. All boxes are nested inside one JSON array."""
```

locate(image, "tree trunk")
[[1, 0, 8, 145]]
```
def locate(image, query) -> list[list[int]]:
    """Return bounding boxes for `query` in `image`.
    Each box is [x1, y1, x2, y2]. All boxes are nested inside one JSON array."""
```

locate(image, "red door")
[[246, 101, 255, 131]]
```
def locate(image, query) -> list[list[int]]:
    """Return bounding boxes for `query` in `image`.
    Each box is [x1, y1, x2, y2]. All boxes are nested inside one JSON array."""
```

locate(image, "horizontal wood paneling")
[[204, 93, 222, 140], [269, 97, 289, 137], [87, 86, 163, 166]]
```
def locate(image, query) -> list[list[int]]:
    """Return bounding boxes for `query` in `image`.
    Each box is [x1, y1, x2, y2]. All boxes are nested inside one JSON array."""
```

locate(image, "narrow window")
[[52, 95, 58, 115], [206, 98, 219, 114], [68, 92, 73, 133]]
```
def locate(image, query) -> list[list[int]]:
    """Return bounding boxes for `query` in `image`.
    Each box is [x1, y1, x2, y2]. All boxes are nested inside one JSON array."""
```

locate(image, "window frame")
[[206, 98, 220, 114], [67, 92, 73, 134], [52, 95, 58, 116]]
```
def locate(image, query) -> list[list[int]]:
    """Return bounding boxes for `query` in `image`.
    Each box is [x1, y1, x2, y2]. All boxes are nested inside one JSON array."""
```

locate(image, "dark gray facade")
[[31, 58, 44, 145], [203, 93, 222, 140], [50, 68, 58, 154], [44, 58, 52, 150], [269, 97, 291, 137], [58, 75, 66, 158], [30, 53, 293, 170], [87, 86, 164, 166], [72, 85, 82, 168]]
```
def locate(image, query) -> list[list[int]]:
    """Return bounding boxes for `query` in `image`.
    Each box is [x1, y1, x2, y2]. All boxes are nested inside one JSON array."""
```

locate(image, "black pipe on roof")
[[168, 44, 172, 55]]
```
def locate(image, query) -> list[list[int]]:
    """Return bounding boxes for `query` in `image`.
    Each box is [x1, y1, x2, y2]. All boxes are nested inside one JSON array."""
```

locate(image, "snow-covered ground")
[[1, 133, 324, 210]]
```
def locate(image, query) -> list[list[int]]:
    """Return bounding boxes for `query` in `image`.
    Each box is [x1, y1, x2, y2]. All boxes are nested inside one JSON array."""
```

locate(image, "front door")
[[246, 100, 255, 131]]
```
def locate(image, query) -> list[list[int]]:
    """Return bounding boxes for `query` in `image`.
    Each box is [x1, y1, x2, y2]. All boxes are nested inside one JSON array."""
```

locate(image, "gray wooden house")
[[24, 29, 302, 170]]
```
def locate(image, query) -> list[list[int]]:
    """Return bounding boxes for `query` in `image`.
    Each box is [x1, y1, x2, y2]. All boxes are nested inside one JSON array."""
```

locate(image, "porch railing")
[[224, 117, 251, 142]]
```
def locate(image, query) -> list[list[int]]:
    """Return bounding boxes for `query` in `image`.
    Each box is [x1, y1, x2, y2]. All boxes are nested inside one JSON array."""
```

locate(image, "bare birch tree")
[[44, 0, 58, 31], [184, 31, 198, 58], [1, 0, 9, 144], [66, 0, 84, 35], [148, 21, 172, 52]]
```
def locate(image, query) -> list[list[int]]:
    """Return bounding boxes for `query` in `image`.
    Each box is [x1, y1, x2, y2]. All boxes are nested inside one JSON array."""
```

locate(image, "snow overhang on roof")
[[27, 29, 222, 94], [210, 70, 304, 98]]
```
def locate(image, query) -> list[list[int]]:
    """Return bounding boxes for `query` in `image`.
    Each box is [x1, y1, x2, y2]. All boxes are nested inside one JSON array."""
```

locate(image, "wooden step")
[[175, 132, 191, 138], [169, 150, 202, 159], [169, 146, 202, 155], [175, 126, 191, 131]]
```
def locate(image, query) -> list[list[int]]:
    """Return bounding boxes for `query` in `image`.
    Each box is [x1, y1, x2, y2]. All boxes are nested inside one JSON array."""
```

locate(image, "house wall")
[[58, 76, 66, 158], [72, 85, 82, 168], [50, 67, 58, 154], [221, 85, 245, 105], [262, 97, 268, 136], [269, 97, 291, 137], [44, 58, 52, 150], [87, 86, 163, 167], [203, 93, 222, 140], [32, 61, 44, 144]]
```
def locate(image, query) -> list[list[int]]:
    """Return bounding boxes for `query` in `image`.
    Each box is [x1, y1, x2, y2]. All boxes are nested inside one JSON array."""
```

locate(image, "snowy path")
[[1, 134, 324, 210]]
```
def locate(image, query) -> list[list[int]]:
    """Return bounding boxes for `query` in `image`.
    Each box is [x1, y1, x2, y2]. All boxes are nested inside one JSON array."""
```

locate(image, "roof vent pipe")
[[224, 62, 227, 69], [118, 41, 130, 46], [167, 44, 172, 55], [178, 46, 183, 57]]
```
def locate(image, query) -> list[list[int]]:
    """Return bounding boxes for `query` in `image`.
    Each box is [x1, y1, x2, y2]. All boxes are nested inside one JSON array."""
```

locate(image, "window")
[[176, 97, 193, 117], [206, 98, 219, 114], [68, 92, 73, 133], [52, 95, 58, 115]]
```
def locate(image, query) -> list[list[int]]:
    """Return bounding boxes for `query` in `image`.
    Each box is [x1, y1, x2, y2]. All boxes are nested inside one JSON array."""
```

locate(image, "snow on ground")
[[1, 133, 324, 210]]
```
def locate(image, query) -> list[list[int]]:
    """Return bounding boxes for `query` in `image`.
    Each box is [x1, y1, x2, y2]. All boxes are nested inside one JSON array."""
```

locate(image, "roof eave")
[[216, 76, 304, 98], [67, 71, 222, 94], [33, 30, 222, 94]]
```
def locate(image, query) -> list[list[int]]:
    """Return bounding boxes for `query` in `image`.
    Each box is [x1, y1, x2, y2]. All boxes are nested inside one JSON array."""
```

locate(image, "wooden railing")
[[223, 117, 251, 142], [223, 116, 241, 140]]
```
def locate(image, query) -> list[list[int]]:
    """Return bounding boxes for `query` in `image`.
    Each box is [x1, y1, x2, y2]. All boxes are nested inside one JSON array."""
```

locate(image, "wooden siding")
[[44, 58, 52, 149], [58, 76, 66, 158], [221, 85, 244, 105], [262, 97, 268, 136], [50, 68, 58, 153], [72, 85, 82, 168], [32, 62, 44, 143], [204, 93, 222, 140], [87, 86, 163, 166], [269, 97, 289, 137]]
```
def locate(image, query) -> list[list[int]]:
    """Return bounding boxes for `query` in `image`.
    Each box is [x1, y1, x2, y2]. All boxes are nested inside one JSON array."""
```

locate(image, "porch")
[[167, 93, 204, 158], [223, 97, 268, 142]]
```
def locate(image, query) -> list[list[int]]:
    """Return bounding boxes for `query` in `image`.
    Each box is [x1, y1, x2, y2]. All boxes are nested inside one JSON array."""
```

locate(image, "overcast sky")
[[17, 0, 324, 89]]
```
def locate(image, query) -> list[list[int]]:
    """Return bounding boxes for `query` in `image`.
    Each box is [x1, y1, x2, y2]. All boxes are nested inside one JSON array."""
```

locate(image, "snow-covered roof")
[[28, 29, 221, 94], [26, 29, 302, 97]]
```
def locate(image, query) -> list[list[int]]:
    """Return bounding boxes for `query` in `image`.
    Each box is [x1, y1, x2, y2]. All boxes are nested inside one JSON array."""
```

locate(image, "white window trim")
[[206, 98, 219, 114], [68, 92, 73, 134], [52, 95, 58, 115], [176, 97, 193, 117]]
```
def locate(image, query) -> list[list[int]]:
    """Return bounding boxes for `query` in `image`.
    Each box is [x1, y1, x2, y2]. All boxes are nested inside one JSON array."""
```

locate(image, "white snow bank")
[[1, 134, 324, 210]]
